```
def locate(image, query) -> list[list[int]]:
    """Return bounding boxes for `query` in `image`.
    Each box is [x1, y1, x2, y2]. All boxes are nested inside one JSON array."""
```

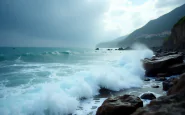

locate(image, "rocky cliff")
[[163, 16, 185, 51]]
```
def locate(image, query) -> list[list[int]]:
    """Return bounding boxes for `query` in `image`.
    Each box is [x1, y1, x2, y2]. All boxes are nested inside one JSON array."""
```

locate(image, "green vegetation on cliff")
[[174, 16, 185, 27]]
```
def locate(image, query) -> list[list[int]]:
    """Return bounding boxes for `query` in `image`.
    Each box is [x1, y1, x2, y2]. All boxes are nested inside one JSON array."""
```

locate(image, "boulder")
[[168, 73, 185, 95], [140, 93, 156, 100], [162, 77, 178, 91], [151, 85, 159, 88], [132, 91, 185, 115], [143, 53, 183, 77], [95, 48, 99, 50], [118, 47, 124, 50], [96, 95, 143, 115]]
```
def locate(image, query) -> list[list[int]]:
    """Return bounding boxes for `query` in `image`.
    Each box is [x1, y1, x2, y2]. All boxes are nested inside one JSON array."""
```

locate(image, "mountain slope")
[[96, 35, 128, 48], [118, 4, 185, 47]]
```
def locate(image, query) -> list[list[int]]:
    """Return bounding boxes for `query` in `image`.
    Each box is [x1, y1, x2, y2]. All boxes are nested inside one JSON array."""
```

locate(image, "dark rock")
[[155, 77, 167, 81], [118, 47, 124, 50], [168, 73, 185, 95], [168, 63, 185, 75], [151, 85, 159, 88], [162, 77, 178, 91], [156, 51, 179, 57], [96, 95, 143, 115], [143, 53, 184, 77], [107, 49, 111, 51], [144, 78, 150, 81], [133, 72, 185, 115], [132, 91, 185, 115], [140, 93, 156, 100], [157, 73, 170, 77], [95, 48, 99, 50]]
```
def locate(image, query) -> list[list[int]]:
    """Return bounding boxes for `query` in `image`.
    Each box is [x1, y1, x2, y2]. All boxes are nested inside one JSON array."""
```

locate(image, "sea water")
[[0, 47, 154, 115]]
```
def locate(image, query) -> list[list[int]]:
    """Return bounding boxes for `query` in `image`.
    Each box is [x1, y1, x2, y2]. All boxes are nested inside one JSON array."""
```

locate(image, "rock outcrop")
[[162, 77, 179, 91], [168, 73, 185, 95], [132, 91, 185, 115], [132, 72, 185, 115], [140, 93, 156, 100], [163, 16, 185, 52], [96, 95, 143, 115], [143, 52, 184, 76]]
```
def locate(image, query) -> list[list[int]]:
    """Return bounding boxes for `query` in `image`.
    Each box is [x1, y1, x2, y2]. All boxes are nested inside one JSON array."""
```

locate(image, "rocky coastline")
[[95, 16, 185, 115]]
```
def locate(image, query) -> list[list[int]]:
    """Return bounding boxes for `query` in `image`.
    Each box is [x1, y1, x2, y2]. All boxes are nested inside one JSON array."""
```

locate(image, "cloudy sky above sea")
[[0, 0, 185, 47]]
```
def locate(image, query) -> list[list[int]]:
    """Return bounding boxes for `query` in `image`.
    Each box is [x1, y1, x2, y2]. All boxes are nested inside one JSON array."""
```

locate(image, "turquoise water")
[[0, 47, 154, 115]]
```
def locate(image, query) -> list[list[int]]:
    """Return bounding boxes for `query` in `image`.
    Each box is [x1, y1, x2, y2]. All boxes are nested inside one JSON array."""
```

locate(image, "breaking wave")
[[0, 48, 154, 115]]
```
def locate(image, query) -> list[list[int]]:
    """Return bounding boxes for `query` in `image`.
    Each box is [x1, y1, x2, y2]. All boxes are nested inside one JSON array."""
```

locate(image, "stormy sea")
[[0, 46, 164, 115]]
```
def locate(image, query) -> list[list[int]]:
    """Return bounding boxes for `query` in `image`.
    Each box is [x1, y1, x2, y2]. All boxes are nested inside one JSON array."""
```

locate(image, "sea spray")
[[0, 47, 154, 115]]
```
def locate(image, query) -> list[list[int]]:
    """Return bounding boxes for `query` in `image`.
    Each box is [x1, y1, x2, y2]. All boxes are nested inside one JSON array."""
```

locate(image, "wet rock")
[[95, 48, 99, 50], [168, 63, 185, 75], [155, 77, 167, 81], [144, 77, 150, 81], [151, 85, 159, 88], [133, 73, 185, 115], [132, 91, 185, 115], [140, 93, 156, 100], [96, 95, 143, 115], [168, 73, 185, 95], [143, 53, 184, 77], [156, 51, 178, 57], [118, 47, 124, 50], [162, 77, 178, 91]]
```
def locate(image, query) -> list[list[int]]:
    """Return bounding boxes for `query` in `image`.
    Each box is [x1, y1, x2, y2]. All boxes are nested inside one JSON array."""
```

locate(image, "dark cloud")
[[0, 0, 109, 47], [155, 0, 185, 8]]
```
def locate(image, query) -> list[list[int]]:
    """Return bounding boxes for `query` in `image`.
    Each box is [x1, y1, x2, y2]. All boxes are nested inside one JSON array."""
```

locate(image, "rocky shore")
[[96, 51, 185, 115], [96, 16, 185, 115]]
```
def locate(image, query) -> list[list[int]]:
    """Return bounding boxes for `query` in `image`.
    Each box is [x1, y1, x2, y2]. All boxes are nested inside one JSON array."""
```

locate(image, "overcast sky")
[[0, 0, 185, 47]]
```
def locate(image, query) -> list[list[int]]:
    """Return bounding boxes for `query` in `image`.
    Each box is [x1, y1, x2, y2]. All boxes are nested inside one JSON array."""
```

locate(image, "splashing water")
[[0, 47, 153, 115]]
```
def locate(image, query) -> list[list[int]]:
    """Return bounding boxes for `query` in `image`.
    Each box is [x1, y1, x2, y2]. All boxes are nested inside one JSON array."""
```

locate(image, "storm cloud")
[[0, 0, 185, 47], [0, 0, 109, 47]]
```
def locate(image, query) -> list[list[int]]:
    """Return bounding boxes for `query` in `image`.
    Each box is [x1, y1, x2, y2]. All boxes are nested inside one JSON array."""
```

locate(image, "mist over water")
[[0, 47, 153, 115]]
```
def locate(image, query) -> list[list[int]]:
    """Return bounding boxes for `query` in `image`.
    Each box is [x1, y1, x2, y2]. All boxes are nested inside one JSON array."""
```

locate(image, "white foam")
[[0, 48, 154, 115]]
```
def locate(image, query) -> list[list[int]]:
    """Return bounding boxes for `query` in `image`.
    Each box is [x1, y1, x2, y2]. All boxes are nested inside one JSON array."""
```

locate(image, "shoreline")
[[95, 49, 185, 115]]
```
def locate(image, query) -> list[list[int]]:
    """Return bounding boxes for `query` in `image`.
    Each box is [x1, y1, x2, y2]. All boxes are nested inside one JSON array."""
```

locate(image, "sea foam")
[[0, 47, 154, 115]]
